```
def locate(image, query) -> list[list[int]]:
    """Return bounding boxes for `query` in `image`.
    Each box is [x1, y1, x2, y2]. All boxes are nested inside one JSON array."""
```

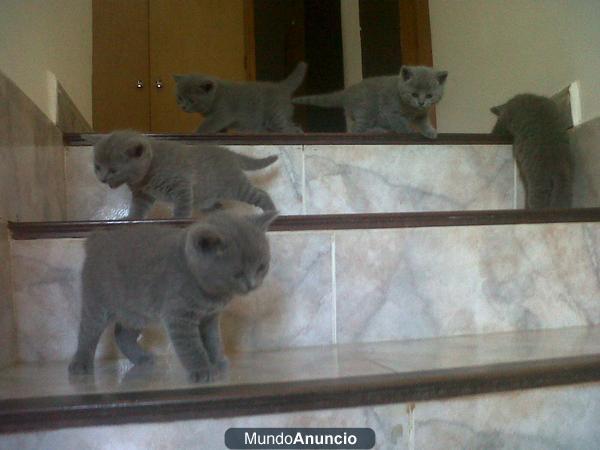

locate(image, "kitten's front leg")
[[165, 313, 217, 382], [200, 314, 228, 371], [414, 115, 438, 139], [195, 114, 231, 134], [172, 184, 194, 218], [127, 191, 155, 220]]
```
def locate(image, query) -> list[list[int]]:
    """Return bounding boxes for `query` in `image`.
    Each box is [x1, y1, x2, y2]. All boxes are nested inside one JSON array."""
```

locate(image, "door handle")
[[155, 79, 163, 89], [136, 80, 144, 88]]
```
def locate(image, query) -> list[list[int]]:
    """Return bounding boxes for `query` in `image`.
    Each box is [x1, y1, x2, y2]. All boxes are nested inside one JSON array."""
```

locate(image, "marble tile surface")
[[10, 231, 333, 362], [0, 224, 15, 369], [335, 223, 600, 344], [1, 325, 597, 400], [414, 382, 600, 450], [304, 144, 515, 214], [570, 117, 600, 208], [0, 71, 66, 222], [65, 145, 302, 220]]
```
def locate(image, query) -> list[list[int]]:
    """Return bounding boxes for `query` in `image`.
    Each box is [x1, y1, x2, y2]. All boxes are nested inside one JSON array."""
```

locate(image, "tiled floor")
[[0, 325, 598, 400]]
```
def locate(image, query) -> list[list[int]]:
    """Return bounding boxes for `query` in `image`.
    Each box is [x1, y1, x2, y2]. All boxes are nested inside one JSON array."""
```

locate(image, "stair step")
[[1, 326, 599, 433], [9, 207, 600, 239]]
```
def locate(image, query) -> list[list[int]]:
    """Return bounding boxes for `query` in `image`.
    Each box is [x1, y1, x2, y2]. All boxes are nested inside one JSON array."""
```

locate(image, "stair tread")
[[9, 207, 600, 239], [64, 132, 512, 146], [1, 326, 599, 432]]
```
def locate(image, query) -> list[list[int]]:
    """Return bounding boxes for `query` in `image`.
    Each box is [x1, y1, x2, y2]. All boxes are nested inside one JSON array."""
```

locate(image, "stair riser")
[[10, 222, 600, 363], [1, 383, 598, 448], [65, 144, 519, 220]]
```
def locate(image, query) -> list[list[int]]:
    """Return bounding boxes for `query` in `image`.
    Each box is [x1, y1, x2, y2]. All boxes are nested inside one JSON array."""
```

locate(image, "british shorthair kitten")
[[174, 62, 307, 133], [293, 65, 448, 138], [68, 211, 277, 382], [491, 94, 573, 209], [93, 130, 277, 219]]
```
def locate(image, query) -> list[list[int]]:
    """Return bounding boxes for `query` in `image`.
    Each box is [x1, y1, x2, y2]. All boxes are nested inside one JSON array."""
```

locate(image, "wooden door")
[[148, 0, 248, 132], [92, 0, 150, 132]]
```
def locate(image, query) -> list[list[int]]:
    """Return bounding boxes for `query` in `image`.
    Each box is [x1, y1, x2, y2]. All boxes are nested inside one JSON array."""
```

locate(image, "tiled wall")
[[65, 143, 518, 220], [10, 222, 600, 363], [0, 71, 67, 368], [1, 382, 598, 449]]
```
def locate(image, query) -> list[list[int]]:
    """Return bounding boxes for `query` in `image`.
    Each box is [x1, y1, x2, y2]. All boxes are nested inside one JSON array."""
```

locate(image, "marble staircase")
[[2, 133, 600, 448]]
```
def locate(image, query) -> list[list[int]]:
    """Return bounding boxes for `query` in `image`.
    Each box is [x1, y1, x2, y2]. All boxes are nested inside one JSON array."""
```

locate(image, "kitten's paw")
[[68, 358, 93, 375], [215, 356, 230, 372], [188, 366, 218, 383], [132, 353, 155, 366], [421, 128, 438, 139]]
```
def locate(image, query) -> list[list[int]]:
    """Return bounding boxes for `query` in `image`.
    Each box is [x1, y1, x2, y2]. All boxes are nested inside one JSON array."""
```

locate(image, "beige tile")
[[335, 223, 600, 344], [304, 144, 515, 214]]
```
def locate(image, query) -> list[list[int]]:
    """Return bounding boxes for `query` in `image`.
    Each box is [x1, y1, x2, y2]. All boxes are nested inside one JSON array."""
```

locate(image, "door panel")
[[92, 0, 150, 132], [148, 0, 247, 132]]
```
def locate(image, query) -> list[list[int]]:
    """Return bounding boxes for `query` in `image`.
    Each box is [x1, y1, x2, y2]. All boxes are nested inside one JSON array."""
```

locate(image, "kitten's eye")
[[108, 168, 117, 175], [234, 271, 244, 280], [94, 164, 100, 172], [426, 94, 432, 99], [411, 93, 419, 98]]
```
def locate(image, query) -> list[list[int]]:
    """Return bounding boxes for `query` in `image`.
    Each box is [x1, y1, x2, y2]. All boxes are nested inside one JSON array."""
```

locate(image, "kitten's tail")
[[236, 154, 278, 171], [292, 91, 346, 108], [280, 61, 308, 93]]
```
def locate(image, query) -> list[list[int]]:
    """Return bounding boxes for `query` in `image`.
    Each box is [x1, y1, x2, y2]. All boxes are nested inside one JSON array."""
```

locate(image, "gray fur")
[[174, 62, 307, 133], [68, 211, 278, 382], [293, 65, 447, 138], [491, 94, 573, 209], [93, 130, 278, 219]]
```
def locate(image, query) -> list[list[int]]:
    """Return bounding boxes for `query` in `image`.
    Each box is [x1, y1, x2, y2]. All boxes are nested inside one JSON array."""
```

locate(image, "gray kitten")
[[68, 211, 277, 382], [491, 94, 573, 209], [293, 65, 447, 138], [174, 62, 307, 133], [93, 130, 277, 219]]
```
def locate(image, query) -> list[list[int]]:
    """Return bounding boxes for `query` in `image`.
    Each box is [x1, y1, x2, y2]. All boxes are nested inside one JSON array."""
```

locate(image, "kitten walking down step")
[[491, 94, 573, 209], [93, 130, 278, 219], [68, 211, 278, 382], [293, 65, 448, 138], [174, 61, 307, 133]]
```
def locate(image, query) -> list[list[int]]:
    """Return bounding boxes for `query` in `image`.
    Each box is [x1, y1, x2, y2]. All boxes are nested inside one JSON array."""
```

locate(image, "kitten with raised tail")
[[491, 94, 573, 209], [293, 65, 447, 138], [93, 130, 278, 219], [174, 61, 307, 134], [68, 210, 278, 382]]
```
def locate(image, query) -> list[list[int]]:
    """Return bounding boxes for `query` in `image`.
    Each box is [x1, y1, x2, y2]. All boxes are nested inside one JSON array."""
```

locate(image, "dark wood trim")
[[399, 0, 433, 67], [1, 354, 599, 433], [63, 132, 511, 146], [9, 208, 600, 240], [243, 0, 256, 81]]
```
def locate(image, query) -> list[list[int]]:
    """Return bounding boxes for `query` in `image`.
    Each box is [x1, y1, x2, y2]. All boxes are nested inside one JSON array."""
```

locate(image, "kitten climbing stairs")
[[2, 133, 599, 448]]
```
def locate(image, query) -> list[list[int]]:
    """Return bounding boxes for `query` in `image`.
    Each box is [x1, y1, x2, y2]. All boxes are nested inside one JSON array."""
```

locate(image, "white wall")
[[340, 0, 363, 88], [429, 0, 600, 133], [0, 0, 92, 124]]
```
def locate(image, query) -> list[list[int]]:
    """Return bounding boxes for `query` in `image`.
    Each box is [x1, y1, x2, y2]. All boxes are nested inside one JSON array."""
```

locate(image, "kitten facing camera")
[[491, 94, 573, 209], [174, 61, 307, 134], [293, 65, 447, 138], [93, 130, 278, 219], [68, 211, 278, 382]]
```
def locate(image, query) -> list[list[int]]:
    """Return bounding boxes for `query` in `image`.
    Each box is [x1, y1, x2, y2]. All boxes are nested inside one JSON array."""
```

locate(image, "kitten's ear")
[[252, 211, 279, 231], [126, 143, 145, 159], [400, 66, 413, 81], [436, 71, 448, 85], [490, 104, 505, 116], [195, 229, 227, 256]]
